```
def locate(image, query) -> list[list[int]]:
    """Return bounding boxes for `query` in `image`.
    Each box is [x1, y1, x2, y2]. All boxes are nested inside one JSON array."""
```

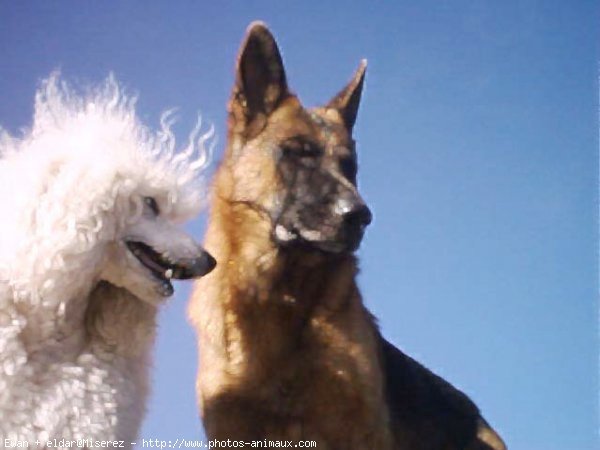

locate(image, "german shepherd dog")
[[189, 22, 506, 450]]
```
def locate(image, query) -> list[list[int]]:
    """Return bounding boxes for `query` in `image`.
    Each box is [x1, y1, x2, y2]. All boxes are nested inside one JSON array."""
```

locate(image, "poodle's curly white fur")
[[0, 74, 213, 446]]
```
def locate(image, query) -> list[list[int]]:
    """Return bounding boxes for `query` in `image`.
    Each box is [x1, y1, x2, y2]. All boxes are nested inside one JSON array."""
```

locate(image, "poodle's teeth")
[[165, 269, 173, 279]]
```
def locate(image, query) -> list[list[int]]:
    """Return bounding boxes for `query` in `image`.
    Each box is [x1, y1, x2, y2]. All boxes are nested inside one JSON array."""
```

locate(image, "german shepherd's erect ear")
[[229, 22, 289, 139], [326, 59, 367, 132]]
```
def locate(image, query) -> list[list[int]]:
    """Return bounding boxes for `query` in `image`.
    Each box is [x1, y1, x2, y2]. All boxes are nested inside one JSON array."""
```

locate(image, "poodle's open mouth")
[[125, 240, 216, 297]]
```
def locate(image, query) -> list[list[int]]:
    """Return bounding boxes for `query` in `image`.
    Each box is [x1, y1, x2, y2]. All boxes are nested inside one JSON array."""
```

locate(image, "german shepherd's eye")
[[299, 143, 323, 158], [281, 141, 323, 159], [144, 197, 160, 216], [339, 157, 358, 182]]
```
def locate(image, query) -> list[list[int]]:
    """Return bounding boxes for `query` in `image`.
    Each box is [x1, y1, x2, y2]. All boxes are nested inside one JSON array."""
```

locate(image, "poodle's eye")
[[144, 197, 160, 216]]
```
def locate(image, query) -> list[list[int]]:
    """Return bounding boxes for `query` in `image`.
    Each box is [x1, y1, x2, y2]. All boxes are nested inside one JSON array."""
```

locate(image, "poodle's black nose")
[[196, 250, 217, 276], [172, 250, 216, 279]]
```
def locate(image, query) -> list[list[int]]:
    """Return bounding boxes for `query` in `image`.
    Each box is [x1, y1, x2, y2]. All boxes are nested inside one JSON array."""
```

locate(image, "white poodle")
[[0, 75, 216, 446]]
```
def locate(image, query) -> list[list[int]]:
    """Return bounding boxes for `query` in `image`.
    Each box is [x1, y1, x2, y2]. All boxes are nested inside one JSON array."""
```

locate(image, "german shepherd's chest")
[[200, 288, 392, 448]]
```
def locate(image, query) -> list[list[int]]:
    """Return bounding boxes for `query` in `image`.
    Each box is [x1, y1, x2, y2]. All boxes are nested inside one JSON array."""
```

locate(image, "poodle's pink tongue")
[[126, 240, 216, 282], [135, 247, 167, 274], [126, 240, 172, 280]]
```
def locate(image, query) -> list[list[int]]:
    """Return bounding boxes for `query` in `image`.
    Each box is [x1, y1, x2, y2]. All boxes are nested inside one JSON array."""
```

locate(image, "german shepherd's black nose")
[[343, 204, 372, 229], [342, 204, 372, 251]]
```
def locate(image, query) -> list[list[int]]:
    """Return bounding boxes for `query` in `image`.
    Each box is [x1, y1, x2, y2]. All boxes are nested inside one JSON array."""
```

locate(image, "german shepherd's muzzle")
[[272, 129, 372, 253]]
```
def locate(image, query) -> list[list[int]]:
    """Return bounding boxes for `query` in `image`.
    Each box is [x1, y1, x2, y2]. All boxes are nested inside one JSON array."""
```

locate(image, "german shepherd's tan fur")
[[189, 22, 506, 450]]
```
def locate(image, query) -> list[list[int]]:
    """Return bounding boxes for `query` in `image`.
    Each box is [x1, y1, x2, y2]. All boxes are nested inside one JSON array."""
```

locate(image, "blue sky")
[[1, 2, 597, 449]]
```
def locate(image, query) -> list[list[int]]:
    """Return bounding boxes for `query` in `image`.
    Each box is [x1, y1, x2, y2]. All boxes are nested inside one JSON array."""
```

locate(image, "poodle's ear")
[[228, 22, 289, 139], [326, 60, 367, 132]]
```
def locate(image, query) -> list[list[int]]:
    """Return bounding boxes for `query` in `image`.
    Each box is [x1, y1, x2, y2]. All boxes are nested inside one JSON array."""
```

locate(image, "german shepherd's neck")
[[204, 193, 364, 358]]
